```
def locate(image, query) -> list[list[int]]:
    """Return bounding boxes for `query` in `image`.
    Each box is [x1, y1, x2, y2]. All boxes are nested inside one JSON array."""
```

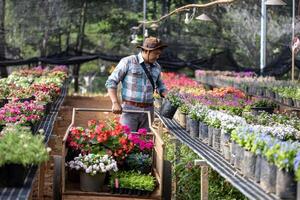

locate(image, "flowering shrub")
[[67, 118, 153, 160], [67, 153, 118, 175], [0, 100, 44, 125]]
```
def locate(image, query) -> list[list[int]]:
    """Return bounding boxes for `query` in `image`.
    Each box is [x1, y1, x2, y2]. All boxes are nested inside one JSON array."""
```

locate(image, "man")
[[105, 36, 168, 131]]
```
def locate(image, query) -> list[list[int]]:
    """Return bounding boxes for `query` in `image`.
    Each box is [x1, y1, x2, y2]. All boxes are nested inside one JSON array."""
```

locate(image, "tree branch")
[[138, 0, 236, 27]]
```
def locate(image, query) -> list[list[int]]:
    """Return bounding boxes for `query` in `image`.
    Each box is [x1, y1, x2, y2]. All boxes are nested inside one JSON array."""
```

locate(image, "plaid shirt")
[[105, 53, 167, 103]]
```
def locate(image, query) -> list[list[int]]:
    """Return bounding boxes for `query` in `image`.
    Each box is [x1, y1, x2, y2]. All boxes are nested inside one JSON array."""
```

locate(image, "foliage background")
[[2, 0, 297, 70]]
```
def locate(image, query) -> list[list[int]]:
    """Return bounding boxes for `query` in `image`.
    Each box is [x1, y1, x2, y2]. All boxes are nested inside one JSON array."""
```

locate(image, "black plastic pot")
[[265, 89, 275, 99], [189, 119, 199, 138], [251, 107, 274, 115], [242, 150, 256, 180], [212, 128, 221, 151], [0, 99, 8, 108], [234, 144, 244, 170], [207, 126, 213, 146], [185, 115, 190, 132], [255, 155, 262, 183], [283, 97, 294, 107], [160, 100, 178, 119], [276, 169, 296, 199], [260, 157, 277, 193], [294, 99, 300, 108], [199, 122, 208, 142], [0, 164, 29, 187], [220, 130, 230, 155]]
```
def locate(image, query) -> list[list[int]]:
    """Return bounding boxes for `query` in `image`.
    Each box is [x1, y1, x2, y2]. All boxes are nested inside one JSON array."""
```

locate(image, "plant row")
[[157, 72, 300, 199], [195, 70, 300, 107]]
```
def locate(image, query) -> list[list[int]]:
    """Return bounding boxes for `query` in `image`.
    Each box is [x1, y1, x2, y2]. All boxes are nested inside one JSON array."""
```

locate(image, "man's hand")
[[161, 91, 168, 98], [112, 102, 122, 114]]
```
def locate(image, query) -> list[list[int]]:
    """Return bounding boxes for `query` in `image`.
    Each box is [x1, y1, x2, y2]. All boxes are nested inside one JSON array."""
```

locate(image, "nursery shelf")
[[0, 82, 68, 200], [156, 111, 279, 200]]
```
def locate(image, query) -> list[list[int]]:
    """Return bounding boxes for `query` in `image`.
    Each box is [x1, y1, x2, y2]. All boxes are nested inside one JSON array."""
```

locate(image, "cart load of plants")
[[65, 117, 156, 194]]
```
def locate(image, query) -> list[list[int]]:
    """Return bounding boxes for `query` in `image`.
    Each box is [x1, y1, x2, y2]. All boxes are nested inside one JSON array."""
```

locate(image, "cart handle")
[[71, 108, 152, 127]]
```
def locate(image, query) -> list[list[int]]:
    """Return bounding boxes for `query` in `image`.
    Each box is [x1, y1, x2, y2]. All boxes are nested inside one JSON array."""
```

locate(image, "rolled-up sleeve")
[[105, 58, 128, 89]]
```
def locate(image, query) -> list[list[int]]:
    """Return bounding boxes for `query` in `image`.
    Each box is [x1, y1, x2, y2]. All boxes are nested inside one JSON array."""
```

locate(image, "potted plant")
[[110, 171, 156, 196], [250, 98, 277, 115], [67, 153, 118, 192], [125, 152, 152, 174], [160, 90, 182, 119], [0, 125, 50, 187]]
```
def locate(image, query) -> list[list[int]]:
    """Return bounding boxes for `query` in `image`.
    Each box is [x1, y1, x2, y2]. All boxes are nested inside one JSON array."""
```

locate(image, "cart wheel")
[[53, 155, 62, 200]]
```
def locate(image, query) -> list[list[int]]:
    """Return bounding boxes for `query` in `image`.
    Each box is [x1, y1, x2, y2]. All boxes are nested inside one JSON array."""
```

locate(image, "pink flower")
[[138, 128, 147, 135]]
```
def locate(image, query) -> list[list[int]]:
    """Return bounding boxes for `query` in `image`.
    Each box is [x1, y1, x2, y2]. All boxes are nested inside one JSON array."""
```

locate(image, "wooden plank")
[[38, 162, 46, 200], [201, 166, 209, 200]]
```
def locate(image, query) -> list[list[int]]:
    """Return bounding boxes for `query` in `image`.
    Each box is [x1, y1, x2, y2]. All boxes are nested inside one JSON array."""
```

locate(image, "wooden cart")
[[53, 108, 165, 200]]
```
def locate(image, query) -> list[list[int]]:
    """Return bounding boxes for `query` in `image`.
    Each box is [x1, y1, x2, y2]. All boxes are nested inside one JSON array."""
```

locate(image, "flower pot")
[[207, 126, 214, 146], [0, 164, 29, 187], [220, 130, 230, 155], [186, 115, 190, 132], [178, 111, 186, 128], [250, 107, 274, 115], [260, 157, 277, 193], [18, 96, 35, 103], [255, 155, 262, 183], [67, 168, 80, 182], [44, 102, 52, 115], [294, 99, 300, 108], [80, 172, 106, 192], [189, 119, 199, 138], [276, 169, 296, 199], [265, 89, 275, 99], [212, 128, 221, 151], [230, 142, 237, 165], [0, 99, 8, 108], [223, 143, 231, 161], [283, 97, 294, 107], [199, 122, 208, 142], [256, 87, 265, 96], [160, 100, 178, 119], [242, 150, 256, 180], [234, 144, 244, 170]]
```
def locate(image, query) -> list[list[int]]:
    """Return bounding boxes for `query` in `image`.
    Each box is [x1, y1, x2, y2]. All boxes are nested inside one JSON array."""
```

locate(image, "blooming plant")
[[67, 118, 153, 160], [67, 153, 118, 175], [0, 125, 50, 166], [0, 100, 44, 125], [128, 128, 153, 151]]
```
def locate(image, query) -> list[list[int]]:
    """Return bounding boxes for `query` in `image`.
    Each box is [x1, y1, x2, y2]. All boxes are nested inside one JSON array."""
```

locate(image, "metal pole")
[[260, 0, 267, 76], [143, 0, 146, 40], [292, 0, 295, 81]]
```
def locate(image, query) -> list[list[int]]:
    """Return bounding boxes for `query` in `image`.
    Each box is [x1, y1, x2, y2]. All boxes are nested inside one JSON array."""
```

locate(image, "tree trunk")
[[162, 0, 168, 15], [40, 0, 49, 57], [0, 0, 7, 77], [74, 0, 87, 92], [152, 0, 157, 19]]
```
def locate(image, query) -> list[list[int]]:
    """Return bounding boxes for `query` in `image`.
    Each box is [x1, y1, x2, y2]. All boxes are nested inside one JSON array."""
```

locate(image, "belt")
[[123, 100, 153, 108]]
